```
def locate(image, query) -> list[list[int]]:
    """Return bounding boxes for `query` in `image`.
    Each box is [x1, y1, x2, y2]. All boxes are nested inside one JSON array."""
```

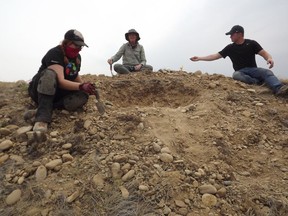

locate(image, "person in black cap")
[[26, 29, 97, 132], [107, 29, 153, 74], [190, 25, 288, 96]]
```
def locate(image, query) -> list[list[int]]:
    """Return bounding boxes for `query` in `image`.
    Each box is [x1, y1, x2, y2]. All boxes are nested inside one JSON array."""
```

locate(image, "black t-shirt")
[[218, 39, 263, 71], [37, 45, 81, 81]]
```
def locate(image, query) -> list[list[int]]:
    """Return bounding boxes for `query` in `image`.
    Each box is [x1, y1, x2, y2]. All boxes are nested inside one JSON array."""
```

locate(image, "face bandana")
[[65, 46, 80, 59]]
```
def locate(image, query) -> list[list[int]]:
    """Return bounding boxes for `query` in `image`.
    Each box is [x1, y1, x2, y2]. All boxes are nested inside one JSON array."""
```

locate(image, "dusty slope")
[[0, 70, 288, 216]]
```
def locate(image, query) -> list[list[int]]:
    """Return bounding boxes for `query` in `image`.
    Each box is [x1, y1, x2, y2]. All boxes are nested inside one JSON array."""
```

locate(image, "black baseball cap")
[[64, 29, 88, 47], [225, 25, 244, 35]]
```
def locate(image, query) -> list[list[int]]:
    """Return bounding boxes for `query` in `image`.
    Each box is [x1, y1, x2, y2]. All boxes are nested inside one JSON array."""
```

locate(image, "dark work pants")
[[28, 70, 88, 123]]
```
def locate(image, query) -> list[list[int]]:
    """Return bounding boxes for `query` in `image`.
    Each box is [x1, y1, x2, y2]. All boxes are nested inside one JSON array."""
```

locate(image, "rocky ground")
[[0, 70, 288, 216]]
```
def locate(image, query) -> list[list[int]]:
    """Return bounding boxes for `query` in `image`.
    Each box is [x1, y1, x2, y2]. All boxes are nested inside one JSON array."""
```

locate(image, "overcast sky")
[[1, 0, 287, 82]]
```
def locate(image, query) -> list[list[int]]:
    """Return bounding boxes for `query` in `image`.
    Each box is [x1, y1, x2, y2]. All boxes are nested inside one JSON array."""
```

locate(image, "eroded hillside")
[[1, 71, 288, 216]]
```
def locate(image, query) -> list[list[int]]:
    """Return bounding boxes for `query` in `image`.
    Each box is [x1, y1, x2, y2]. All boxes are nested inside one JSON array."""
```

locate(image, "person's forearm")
[[58, 79, 81, 91], [200, 53, 222, 61], [263, 52, 272, 61], [74, 75, 82, 83], [258, 49, 274, 68]]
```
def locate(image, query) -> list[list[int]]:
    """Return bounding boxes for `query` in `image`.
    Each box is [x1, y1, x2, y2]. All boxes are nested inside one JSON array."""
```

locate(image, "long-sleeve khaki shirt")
[[111, 42, 147, 66]]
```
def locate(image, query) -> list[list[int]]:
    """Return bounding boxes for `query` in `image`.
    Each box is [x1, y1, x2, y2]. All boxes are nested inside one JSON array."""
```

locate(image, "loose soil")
[[0, 70, 288, 216]]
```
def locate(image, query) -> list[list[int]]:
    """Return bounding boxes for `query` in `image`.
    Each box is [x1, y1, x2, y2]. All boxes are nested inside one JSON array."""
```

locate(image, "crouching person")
[[27, 29, 96, 132]]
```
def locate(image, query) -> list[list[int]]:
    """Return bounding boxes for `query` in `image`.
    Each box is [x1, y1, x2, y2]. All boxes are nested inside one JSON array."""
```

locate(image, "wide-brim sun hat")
[[125, 29, 140, 41]]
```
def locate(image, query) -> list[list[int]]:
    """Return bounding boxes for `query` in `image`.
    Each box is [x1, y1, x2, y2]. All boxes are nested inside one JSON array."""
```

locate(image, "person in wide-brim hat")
[[125, 29, 141, 41], [107, 28, 153, 74]]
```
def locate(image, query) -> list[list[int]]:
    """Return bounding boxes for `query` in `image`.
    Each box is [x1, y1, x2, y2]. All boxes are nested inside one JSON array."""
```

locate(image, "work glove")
[[79, 82, 96, 95]]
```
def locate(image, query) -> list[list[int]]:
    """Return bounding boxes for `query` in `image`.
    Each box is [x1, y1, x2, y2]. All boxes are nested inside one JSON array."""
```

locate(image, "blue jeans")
[[232, 67, 282, 93]]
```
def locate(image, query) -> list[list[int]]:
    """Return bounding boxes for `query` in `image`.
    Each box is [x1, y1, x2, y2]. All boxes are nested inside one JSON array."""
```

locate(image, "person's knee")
[[233, 70, 260, 85], [114, 64, 130, 74], [37, 69, 57, 95], [232, 71, 243, 81], [265, 69, 274, 76], [63, 91, 89, 111], [142, 65, 153, 71]]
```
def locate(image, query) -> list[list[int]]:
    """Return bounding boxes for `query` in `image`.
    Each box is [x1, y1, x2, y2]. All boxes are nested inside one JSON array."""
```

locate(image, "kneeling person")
[[27, 29, 96, 132]]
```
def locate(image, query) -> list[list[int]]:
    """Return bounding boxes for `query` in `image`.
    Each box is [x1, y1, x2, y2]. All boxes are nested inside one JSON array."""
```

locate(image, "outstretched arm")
[[258, 49, 274, 69], [190, 53, 222, 62]]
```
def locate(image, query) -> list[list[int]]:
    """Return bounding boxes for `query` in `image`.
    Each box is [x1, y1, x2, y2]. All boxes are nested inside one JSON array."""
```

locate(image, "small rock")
[[178, 207, 188, 215], [238, 171, 250, 176], [0, 140, 13, 151], [92, 174, 104, 189], [139, 185, 149, 191], [6, 189, 22, 205], [223, 181, 232, 186], [137, 122, 144, 129], [255, 103, 264, 106], [113, 155, 128, 163], [247, 89, 256, 93], [160, 147, 171, 154], [199, 184, 217, 194], [32, 161, 42, 167], [217, 187, 226, 198], [0, 154, 9, 164], [119, 186, 129, 199], [242, 110, 251, 117], [66, 190, 80, 203], [35, 165, 47, 182], [16, 126, 33, 135], [163, 206, 171, 215], [62, 154, 73, 162], [84, 120, 92, 129], [17, 176, 25, 184], [10, 155, 25, 164], [0, 128, 11, 136], [62, 143, 72, 149], [159, 153, 173, 163], [111, 163, 122, 179], [175, 199, 187, 208], [202, 193, 217, 207], [152, 143, 161, 153], [50, 131, 58, 137], [122, 170, 135, 181], [209, 83, 217, 89], [121, 163, 131, 171], [45, 159, 62, 170]]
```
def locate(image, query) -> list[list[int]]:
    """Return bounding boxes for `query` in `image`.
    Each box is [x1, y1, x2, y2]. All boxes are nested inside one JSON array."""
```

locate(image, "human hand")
[[79, 82, 96, 95], [134, 64, 142, 71], [107, 59, 113, 65], [267, 58, 274, 69], [190, 56, 199, 61]]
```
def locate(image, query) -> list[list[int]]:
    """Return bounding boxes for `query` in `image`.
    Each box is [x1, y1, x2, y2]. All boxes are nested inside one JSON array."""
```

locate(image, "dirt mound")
[[0, 71, 288, 216]]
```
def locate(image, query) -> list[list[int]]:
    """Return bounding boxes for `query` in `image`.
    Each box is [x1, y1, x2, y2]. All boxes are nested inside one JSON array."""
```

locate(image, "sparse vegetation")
[[0, 71, 288, 215]]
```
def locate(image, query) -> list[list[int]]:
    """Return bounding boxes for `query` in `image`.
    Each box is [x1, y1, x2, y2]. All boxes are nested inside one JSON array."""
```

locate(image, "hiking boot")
[[276, 85, 288, 96], [33, 122, 48, 132], [24, 109, 37, 121]]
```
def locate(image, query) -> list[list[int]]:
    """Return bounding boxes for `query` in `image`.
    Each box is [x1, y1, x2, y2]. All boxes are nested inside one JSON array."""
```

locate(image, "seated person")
[[107, 29, 153, 74]]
